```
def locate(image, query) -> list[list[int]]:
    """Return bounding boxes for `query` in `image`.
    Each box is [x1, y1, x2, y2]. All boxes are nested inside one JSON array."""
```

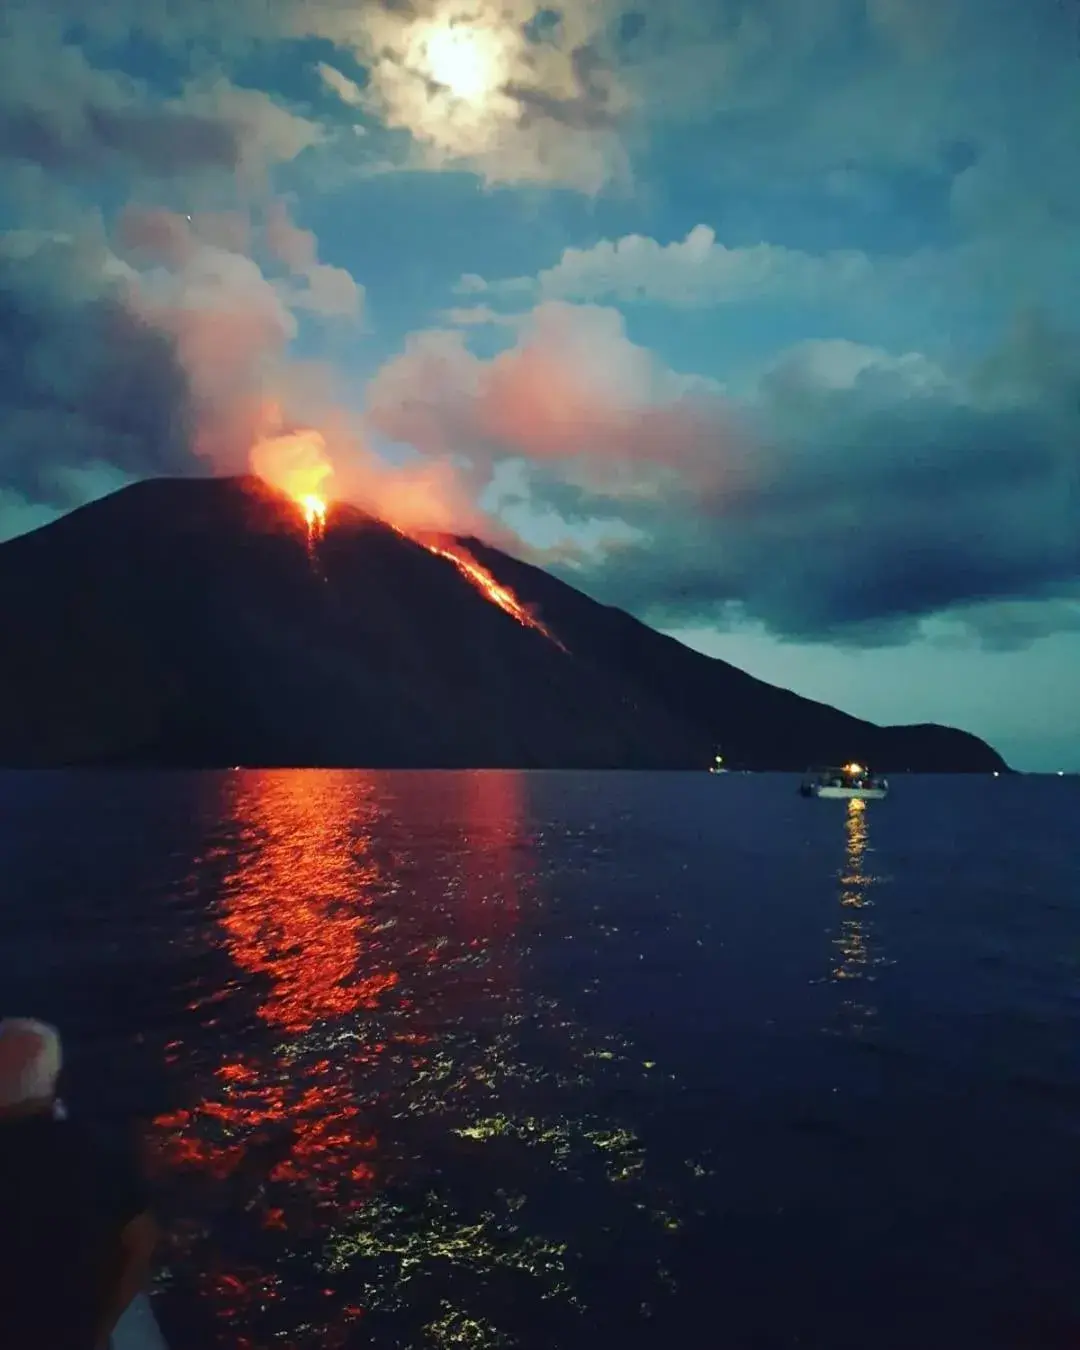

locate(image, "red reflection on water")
[[152, 773, 393, 1343], [461, 771, 524, 936], [219, 771, 398, 1031], [152, 769, 527, 1347]]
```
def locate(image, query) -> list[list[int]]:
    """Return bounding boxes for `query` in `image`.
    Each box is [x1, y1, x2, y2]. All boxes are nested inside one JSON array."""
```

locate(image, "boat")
[[113, 1293, 169, 1350], [58, 1099, 169, 1350], [799, 763, 888, 800], [709, 751, 729, 774]]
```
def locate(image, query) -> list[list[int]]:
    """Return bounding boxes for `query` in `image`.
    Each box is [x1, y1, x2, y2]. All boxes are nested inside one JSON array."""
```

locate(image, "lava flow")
[[424, 540, 567, 651], [249, 424, 563, 647]]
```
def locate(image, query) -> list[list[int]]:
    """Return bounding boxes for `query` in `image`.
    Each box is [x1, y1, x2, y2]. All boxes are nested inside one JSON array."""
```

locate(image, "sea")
[[1, 770, 1078, 1350]]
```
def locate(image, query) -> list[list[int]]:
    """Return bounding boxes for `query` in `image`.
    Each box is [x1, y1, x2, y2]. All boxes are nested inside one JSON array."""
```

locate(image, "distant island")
[[0, 477, 1006, 772]]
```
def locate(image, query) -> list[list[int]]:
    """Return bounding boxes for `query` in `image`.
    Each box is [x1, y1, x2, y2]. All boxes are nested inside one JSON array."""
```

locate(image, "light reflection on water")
[[149, 771, 683, 1349], [830, 799, 889, 1034], [4, 769, 1079, 1349]]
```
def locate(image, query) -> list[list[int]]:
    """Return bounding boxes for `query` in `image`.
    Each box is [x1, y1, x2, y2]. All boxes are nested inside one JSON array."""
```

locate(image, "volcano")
[[0, 476, 1005, 771]]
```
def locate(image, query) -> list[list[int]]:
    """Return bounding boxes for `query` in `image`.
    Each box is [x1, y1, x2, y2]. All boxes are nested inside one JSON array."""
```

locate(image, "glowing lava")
[[425, 540, 566, 651], [250, 426, 333, 545], [300, 493, 328, 543], [249, 424, 562, 645]]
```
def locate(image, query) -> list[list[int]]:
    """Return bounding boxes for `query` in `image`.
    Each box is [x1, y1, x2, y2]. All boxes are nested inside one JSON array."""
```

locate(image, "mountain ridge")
[[0, 475, 1006, 772]]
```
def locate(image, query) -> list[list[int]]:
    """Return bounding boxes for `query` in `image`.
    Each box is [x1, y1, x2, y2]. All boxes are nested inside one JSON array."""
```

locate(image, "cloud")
[[315, 63, 366, 109], [0, 238, 193, 508], [454, 273, 491, 296], [365, 301, 741, 493], [437, 304, 522, 328], [179, 80, 322, 172], [0, 200, 366, 528], [937, 595, 1080, 653], [0, 14, 319, 179], [0, 21, 228, 174], [569, 321, 1080, 645], [364, 300, 1080, 648], [5, 0, 1076, 214], [312, 0, 633, 191], [121, 217, 299, 470], [264, 202, 363, 319], [473, 224, 877, 307]]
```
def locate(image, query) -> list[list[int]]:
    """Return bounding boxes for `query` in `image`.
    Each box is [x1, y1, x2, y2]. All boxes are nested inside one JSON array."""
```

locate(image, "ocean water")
[[1, 769, 1078, 1350]]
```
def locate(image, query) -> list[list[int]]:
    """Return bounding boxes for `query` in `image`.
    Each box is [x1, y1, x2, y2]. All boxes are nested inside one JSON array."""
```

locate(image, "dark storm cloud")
[[541, 328, 1080, 647], [0, 250, 193, 507]]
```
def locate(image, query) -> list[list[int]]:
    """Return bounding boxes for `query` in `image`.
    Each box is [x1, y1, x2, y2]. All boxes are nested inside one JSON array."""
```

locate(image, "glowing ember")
[[425, 540, 566, 651]]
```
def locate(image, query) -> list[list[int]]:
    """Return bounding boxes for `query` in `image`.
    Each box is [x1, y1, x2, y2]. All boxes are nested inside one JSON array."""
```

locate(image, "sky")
[[0, 0, 1077, 770]]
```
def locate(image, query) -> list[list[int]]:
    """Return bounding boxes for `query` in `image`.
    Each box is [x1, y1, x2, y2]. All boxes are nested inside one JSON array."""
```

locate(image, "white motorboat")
[[799, 763, 888, 800]]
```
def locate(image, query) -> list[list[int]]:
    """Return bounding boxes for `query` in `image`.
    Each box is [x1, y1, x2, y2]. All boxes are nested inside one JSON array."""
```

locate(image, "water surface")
[[1, 770, 1078, 1349]]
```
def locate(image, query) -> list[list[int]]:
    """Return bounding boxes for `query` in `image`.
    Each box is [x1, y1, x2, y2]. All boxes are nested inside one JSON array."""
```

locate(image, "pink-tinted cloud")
[[109, 207, 487, 538], [265, 200, 317, 272], [264, 200, 363, 320], [116, 206, 198, 267], [116, 208, 297, 469], [364, 301, 740, 493]]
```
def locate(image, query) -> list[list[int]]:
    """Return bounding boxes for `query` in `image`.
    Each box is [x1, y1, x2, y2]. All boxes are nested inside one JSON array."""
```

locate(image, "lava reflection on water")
[[150, 771, 689, 1350], [153, 772, 393, 1346], [216, 771, 396, 1032]]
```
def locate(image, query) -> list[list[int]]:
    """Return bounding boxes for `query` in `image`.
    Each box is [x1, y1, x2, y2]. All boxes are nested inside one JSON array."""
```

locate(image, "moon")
[[424, 24, 498, 102]]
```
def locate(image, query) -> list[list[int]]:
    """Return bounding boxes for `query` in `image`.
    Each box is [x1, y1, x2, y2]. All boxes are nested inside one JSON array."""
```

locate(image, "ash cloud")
[[0, 245, 193, 508], [0, 3, 342, 531], [0, 203, 366, 527]]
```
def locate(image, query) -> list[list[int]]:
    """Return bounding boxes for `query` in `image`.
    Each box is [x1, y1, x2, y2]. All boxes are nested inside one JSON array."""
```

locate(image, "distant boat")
[[799, 763, 888, 800], [709, 751, 729, 774]]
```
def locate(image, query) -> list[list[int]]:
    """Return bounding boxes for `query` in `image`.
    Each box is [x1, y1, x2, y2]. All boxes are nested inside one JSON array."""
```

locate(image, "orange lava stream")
[[424, 541, 567, 651]]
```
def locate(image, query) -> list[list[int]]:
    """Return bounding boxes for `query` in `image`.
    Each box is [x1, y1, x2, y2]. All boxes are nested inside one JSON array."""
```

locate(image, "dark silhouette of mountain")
[[0, 476, 1005, 771]]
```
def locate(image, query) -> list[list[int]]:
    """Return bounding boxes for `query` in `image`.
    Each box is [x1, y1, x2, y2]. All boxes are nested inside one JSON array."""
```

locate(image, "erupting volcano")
[[247, 427, 563, 647], [250, 426, 334, 549], [0, 475, 1008, 771]]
